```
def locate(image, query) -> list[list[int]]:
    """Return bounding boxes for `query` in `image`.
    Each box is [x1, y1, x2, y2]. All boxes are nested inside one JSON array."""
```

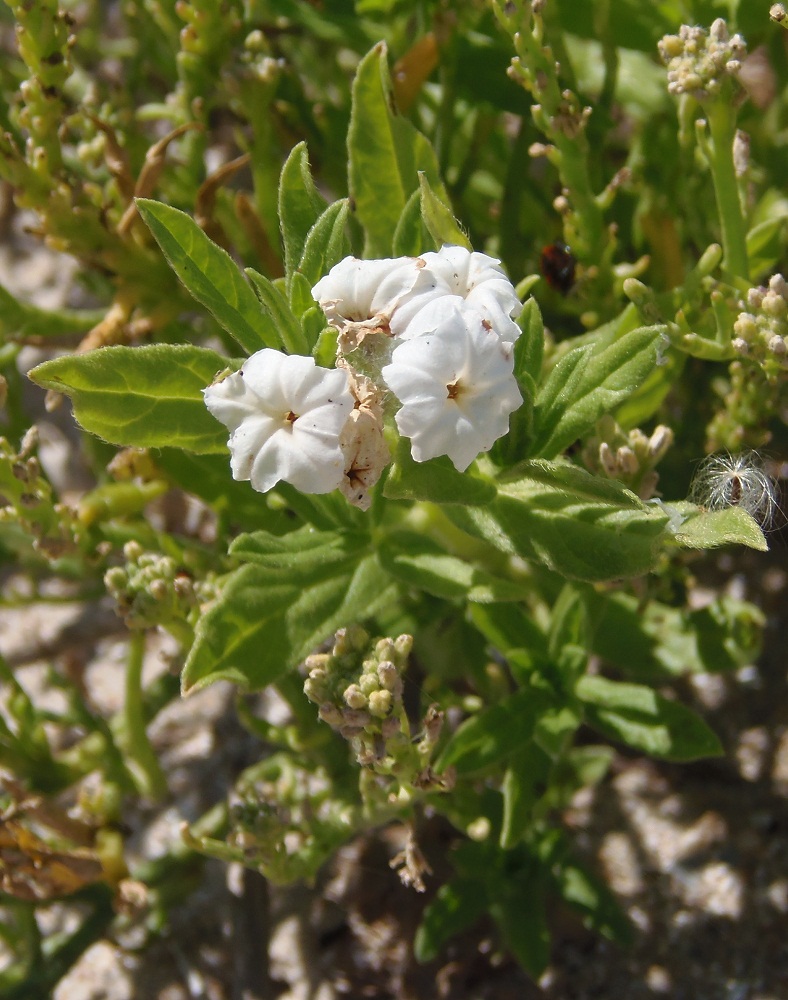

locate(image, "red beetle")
[[540, 241, 576, 294]]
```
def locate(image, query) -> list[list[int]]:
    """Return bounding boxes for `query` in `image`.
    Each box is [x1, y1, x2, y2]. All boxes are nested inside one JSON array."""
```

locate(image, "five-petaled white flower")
[[381, 300, 523, 472], [203, 349, 354, 494], [402, 245, 523, 345], [312, 245, 522, 345], [311, 255, 441, 338]]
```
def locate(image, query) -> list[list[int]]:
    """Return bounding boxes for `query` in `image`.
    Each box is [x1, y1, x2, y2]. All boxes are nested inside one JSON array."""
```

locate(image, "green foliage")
[[0, 0, 783, 990], [28, 345, 231, 453]]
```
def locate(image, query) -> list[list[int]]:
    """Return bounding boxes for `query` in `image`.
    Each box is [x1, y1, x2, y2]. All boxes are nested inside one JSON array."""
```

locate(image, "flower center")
[[446, 380, 463, 401], [284, 410, 299, 425]]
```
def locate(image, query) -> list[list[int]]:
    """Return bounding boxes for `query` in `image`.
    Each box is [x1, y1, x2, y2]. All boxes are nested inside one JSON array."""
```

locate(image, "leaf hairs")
[[690, 451, 780, 527]]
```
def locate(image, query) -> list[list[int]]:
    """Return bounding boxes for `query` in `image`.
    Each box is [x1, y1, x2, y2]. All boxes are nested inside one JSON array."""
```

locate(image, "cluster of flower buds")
[[732, 274, 788, 380], [303, 626, 451, 799], [0, 428, 77, 560], [658, 19, 746, 101], [707, 273, 788, 450], [204, 246, 524, 509], [582, 416, 674, 500], [104, 541, 211, 631]]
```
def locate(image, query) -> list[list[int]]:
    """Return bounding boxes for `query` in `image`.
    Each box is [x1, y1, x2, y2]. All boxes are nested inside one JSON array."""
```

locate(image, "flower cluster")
[[733, 274, 788, 379], [582, 416, 674, 500], [707, 274, 788, 451], [104, 541, 213, 632], [658, 19, 746, 101], [204, 246, 524, 506], [303, 626, 451, 798]]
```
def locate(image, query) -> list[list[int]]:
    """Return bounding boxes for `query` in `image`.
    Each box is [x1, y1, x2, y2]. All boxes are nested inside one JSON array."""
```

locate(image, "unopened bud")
[[343, 684, 367, 710], [368, 690, 393, 718]]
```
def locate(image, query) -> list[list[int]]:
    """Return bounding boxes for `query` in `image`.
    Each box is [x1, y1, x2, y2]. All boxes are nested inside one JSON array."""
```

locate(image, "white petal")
[[312, 255, 424, 328], [382, 302, 522, 472], [203, 369, 260, 432], [402, 245, 522, 344], [204, 348, 354, 495]]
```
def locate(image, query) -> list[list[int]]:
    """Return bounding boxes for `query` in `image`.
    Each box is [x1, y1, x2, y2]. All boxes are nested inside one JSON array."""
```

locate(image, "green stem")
[[707, 102, 749, 280], [118, 632, 167, 800]]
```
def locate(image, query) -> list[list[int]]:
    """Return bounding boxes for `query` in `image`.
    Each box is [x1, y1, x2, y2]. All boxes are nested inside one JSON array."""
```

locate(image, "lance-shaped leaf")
[[0, 282, 104, 342], [297, 199, 351, 290], [576, 675, 723, 760], [182, 539, 397, 692], [418, 173, 471, 250], [447, 460, 670, 582], [436, 682, 556, 774], [28, 344, 231, 453], [278, 141, 327, 285], [348, 42, 447, 257], [378, 531, 530, 603], [136, 199, 277, 355], [669, 502, 768, 551], [531, 322, 666, 458]]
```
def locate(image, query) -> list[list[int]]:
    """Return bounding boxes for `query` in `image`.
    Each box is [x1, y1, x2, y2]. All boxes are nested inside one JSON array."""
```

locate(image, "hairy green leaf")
[[297, 199, 351, 289], [415, 880, 489, 963], [348, 42, 446, 256], [437, 683, 555, 774], [278, 141, 327, 285], [379, 531, 530, 602], [418, 173, 471, 250], [245, 268, 308, 355], [28, 345, 231, 453], [136, 199, 276, 355], [447, 460, 669, 582], [576, 675, 723, 760], [182, 548, 396, 692], [532, 324, 666, 458]]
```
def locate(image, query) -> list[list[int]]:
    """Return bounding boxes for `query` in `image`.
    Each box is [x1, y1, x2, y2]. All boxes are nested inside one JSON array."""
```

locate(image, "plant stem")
[[707, 102, 749, 280], [120, 631, 167, 800]]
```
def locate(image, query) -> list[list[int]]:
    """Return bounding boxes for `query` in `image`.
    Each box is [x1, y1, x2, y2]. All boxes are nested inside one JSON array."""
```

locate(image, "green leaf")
[[136, 199, 276, 355], [297, 199, 351, 289], [531, 323, 665, 458], [747, 215, 787, 281], [491, 888, 550, 979], [415, 879, 489, 963], [515, 297, 544, 388], [278, 141, 327, 285], [447, 460, 670, 582], [0, 282, 104, 342], [500, 743, 552, 848], [244, 268, 309, 355], [28, 344, 231, 453], [379, 531, 529, 603], [182, 548, 397, 692], [576, 675, 723, 761], [468, 603, 550, 673], [436, 682, 555, 774], [348, 42, 447, 256], [542, 830, 633, 946], [383, 437, 496, 505], [418, 173, 471, 250], [586, 590, 764, 680], [392, 188, 426, 257], [670, 503, 768, 552]]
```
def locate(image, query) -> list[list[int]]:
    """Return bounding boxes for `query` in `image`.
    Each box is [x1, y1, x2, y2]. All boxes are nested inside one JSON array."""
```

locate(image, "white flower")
[[311, 255, 440, 338], [403, 245, 523, 345], [381, 301, 523, 471], [203, 349, 354, 494], [311, 246, 523, 345]]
